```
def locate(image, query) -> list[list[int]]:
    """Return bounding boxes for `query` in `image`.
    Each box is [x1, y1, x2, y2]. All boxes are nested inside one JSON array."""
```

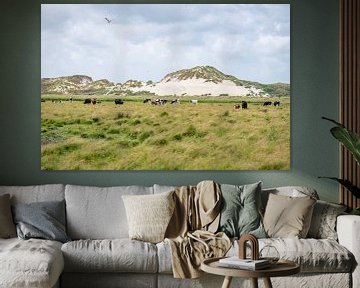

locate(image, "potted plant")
[[320, 117, 360, 215]]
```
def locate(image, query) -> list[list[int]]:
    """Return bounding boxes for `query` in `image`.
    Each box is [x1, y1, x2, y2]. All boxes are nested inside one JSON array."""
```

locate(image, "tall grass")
[[41, 97, 290, 170]]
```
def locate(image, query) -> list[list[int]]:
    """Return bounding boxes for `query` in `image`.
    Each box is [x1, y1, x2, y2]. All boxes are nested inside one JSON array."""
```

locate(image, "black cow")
[[263, 101, 272, 106], [143, 98, 151, 104], [115, 99, 124, 105], [274, 101, 280, 107], [241, 101, 248, 109], [84, 98, 92, 104]]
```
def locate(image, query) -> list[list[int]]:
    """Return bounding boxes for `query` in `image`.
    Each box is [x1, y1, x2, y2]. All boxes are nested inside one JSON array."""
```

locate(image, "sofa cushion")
[[158, 237, 353, 275], [261, 238, 353, 273], [261, 186, 319, 213], [12, 200, 70, 243], [61, 239, 158, 273], [0, 184, 65, 204], [122, 191, 175, 243], [0, 238, 64, 288], [263, 193, 316, 238], [0, 194, 16, 238], [307, 200, 347, 240], [65, 185, 153, 239], [218, 182, 266, 238]]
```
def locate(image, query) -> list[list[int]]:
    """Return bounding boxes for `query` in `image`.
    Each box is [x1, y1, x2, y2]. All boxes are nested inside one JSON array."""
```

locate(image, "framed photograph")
[[41, 4, 290, 170]]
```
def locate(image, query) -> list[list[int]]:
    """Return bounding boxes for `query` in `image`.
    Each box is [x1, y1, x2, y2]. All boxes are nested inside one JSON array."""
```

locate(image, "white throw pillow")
[[122, 191, 175, 243]]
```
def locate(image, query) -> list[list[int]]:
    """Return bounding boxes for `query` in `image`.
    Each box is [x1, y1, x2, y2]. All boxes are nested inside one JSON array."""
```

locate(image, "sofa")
[[0, 183, 359, 288]]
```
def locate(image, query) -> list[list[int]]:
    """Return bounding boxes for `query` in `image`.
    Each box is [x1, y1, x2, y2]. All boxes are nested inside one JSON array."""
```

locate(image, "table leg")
[[263, 277, 273, 288], [251, 278, 258, 288], [221, 276, 233, 288]]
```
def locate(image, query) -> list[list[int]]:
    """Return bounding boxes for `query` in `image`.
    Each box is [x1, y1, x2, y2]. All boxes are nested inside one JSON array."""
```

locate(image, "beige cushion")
[[0, 194, 16, 238], [263, 193, 316, 238], [122, 191, 175, 243]]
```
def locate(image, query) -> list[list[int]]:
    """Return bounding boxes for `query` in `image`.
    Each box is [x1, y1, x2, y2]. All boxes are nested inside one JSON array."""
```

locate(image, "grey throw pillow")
[[12, 200, 70, 243], [0, 194, 17, 238], [307, 200, 347, 240], [218, 182, 266, 238]]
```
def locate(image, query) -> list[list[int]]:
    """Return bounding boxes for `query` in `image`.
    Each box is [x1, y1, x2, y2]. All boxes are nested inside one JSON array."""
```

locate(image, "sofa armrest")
[[337, 215, 360, 288]]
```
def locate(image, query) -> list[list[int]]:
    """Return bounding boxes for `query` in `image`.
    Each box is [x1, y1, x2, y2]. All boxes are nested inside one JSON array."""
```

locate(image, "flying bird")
[[105, 17, 112, 24]]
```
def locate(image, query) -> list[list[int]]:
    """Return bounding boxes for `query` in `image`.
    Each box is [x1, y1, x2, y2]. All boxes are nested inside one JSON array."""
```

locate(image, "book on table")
[[218, 257, 271, 270]]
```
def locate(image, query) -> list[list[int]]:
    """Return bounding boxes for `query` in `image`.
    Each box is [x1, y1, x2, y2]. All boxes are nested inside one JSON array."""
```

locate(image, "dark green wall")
[[0, 0, 340, 202]]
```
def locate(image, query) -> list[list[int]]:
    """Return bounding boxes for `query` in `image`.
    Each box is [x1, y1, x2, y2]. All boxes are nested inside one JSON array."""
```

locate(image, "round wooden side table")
[[201, 257, 300, 288]]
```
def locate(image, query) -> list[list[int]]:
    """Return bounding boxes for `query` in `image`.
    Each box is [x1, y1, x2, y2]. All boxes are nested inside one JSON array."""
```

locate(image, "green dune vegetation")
[[41, 95, 290, 170]]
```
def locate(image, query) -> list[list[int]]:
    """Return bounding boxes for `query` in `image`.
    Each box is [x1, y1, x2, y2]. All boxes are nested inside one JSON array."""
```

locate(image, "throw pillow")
[[12, 200, 70, 243], [263, 193, 316, 238], [0, 194, 17, 238], [122, 190, 175, 243], [218, 182, 266, 238], [307, 200, 347, 240]]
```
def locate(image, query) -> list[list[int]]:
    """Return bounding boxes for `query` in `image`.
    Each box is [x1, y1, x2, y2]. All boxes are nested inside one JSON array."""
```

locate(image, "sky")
[[41, 4, 290, 84]]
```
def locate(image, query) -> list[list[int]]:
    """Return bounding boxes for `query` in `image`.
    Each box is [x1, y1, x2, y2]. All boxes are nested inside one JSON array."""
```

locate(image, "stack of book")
[[218, 257, 271, 270]]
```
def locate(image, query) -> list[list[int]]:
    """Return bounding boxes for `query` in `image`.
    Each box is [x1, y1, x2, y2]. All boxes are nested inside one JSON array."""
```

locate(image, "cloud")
[[41, 4, 290, 84]]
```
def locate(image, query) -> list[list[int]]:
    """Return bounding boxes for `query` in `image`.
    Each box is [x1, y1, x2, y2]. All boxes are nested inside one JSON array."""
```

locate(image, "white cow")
[[190, 99, 198, 104]]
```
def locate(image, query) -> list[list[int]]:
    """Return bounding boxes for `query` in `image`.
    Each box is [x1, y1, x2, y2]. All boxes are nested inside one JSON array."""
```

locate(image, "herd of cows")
[[47, 97, 281, 108]]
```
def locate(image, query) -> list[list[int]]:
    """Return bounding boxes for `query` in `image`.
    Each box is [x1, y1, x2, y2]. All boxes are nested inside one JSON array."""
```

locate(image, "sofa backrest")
[[65, 184, 154, 240], [0, 184, 65, 204]]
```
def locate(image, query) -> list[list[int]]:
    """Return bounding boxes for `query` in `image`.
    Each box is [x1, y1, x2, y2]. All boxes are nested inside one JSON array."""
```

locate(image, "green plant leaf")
[[330, 127, 360, 165], [322, 117, 360, 165], [318, 177, 360, 198]]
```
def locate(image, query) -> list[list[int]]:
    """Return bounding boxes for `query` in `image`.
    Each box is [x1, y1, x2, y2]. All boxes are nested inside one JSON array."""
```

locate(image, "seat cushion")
[[228, 238, 354, 273], [157, 238, 354, 274], [0, 238, 64, 288], [62, 239, 158, 273]]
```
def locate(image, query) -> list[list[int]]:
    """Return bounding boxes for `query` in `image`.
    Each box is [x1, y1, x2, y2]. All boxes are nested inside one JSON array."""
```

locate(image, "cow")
[[143, 98, 151, 104], [171, 99, 180, 104], [241, 101, 248, 109], [274, 101, 280, 107], [91, 98, 97, 105], [84, 98, 92, 104], [190, 99, 198, 104], [151, 99, 167, 105], [263, 101, 272, 106], [115, 99, 124, 105], [234, 104, 241, 110]]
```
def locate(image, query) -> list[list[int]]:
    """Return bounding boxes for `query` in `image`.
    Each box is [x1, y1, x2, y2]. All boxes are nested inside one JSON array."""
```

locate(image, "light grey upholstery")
[[0, 238, 63, 288], [65, 185, 153, 239], [0, 184, 65, 204], [62, 239, 158, 273], [61, 273, 157, 288]]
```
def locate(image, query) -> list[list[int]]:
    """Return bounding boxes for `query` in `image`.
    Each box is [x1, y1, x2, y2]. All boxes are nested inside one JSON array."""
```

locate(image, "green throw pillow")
[[218, 182, 266, 238]]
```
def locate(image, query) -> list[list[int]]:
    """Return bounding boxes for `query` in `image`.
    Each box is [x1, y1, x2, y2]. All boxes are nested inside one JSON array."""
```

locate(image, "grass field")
[[41, 95, 290, 170]]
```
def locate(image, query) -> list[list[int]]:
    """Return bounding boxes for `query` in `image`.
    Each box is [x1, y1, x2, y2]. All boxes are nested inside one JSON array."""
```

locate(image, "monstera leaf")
[[320, 117, 360, 200], [322, 117, 360, 165], [318, 177, 360, 199]]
